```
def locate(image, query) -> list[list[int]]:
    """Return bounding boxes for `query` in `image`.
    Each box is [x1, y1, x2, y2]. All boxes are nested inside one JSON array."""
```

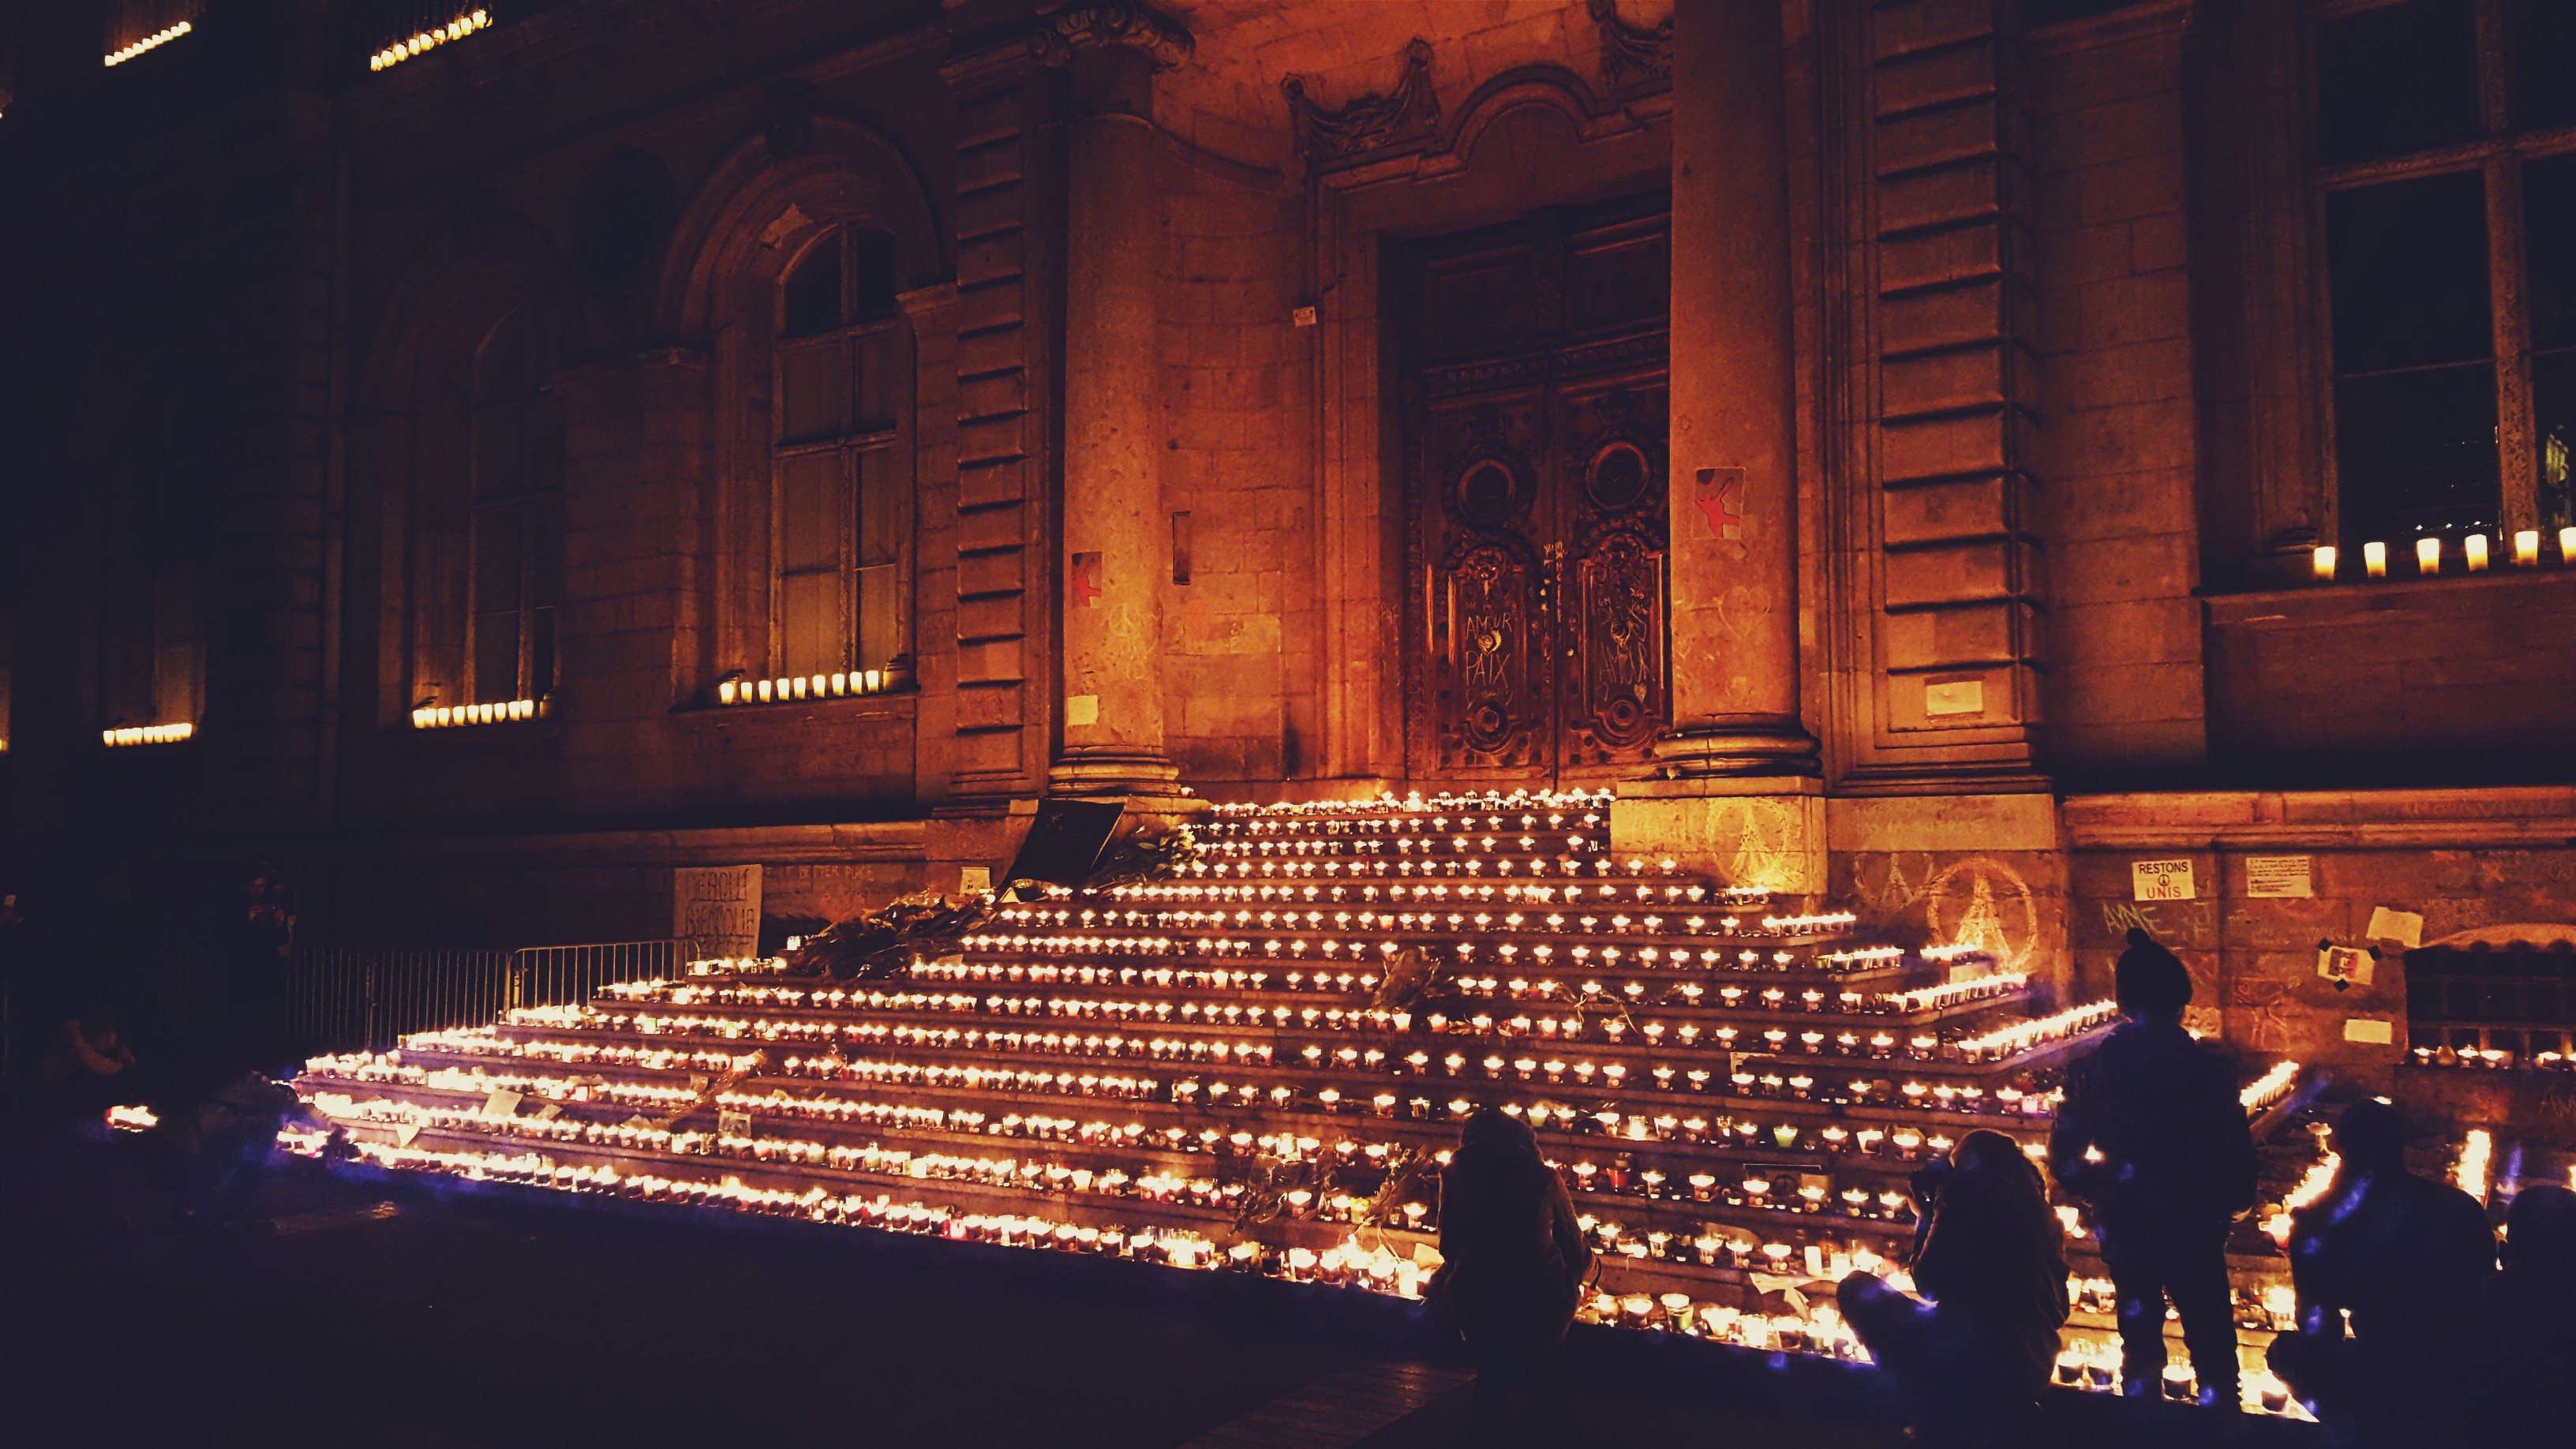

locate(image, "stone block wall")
[[2025, 2, 2207, 777], [2064, 790, 2576, 1072], [1155, 150, 1310, 788]]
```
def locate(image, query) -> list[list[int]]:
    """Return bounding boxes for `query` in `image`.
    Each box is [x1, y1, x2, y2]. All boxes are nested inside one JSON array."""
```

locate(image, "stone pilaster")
[[1616, 0, 1822, 893], [1041, 6, 1193, 809]]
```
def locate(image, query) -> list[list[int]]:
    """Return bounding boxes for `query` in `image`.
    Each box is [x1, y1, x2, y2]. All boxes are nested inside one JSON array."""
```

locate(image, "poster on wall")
[[674, 864, 762, 960], [2316, 942, 2378, 990], [2245, 856, 2313, 898], [2131, 859, 2196, 901]]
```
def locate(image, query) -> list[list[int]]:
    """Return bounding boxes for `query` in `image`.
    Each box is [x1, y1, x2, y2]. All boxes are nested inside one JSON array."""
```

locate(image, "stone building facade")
[[5, 0, 2574, 1076]]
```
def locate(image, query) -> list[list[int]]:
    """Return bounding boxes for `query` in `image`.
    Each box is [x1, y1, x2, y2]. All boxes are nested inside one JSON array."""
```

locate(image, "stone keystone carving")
[[1283, 37, 1441, 163], [1028, 2, 1195, 69], [1588, 0, 1672, 87]]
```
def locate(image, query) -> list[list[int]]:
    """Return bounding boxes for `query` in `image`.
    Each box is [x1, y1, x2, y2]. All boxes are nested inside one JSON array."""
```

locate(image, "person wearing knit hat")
[[2049, 927, 2257, 1409], [2114, 927, 2192, 1017]]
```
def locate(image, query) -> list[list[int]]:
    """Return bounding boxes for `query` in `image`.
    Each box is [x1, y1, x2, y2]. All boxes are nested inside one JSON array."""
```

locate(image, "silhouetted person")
[[2049, 928, 2254, 1407], [35, 1005, 138, 1117], [2267, 1097, 2496, 1444], [223, 871, 296, 1070], [1433, 1109, 1589, 1429], [1841, 1129, 2070, 1447], [2484, 1182, 2576, 1436]]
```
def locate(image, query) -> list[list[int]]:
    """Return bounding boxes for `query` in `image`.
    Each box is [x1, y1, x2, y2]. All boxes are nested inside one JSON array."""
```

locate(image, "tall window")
[[2316, 0, 2576, 550], [773, 227, 905, 680], [468, 313, 560, 705]]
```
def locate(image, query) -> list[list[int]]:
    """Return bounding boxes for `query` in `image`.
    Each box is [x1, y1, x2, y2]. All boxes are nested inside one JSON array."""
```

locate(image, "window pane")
[[2533, 353, 2576, 532], [2513, 0, 2576, 131], [474, 312, 536, 403], [474, 612, 521, 703], [782, 234, 842, 339], [474, 406, 529, 497], [856, 331, 897, 432], [856, 447, 899, 568], [2327, 174, 2492, 373], [2334, 364, 2502, 545], [778, 340, 848, 443], [777, 453, 844, 574], [781, 571, 843, 678], [2316, 0, 2481, 166], [530, 604, 556, 699], [858, 564, 899, 671], [474, 507, 524, 615], [854, 229, 898, 324], [2525, 153, 2576, 350]]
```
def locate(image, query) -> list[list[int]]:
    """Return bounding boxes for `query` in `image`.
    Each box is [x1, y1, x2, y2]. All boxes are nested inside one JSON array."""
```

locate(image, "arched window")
[[772, 226, 907, 680], [466, 312, 560, 706]]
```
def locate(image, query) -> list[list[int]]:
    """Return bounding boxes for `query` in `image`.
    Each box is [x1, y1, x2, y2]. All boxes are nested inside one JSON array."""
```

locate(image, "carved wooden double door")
[[1400, 195, 1672, 787]]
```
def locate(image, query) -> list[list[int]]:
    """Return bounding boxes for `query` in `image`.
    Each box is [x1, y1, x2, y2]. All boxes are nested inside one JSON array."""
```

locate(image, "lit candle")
[[2415, 537, 2440, 575], [2517, 529, 2541, 565], [2364, 541, 2387, 578], [2466, 534, 2488, 571], [2312, 545, 2336, 580], [2562, 526, 2576, 563]]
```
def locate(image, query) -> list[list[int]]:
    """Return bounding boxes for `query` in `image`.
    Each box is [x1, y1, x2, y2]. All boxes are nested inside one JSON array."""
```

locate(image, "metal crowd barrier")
[[286, 938, 680, 1055]]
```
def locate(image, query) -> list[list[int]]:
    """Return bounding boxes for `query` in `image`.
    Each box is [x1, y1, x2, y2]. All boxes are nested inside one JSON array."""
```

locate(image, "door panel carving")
[[1402, 194, 1672, 788]]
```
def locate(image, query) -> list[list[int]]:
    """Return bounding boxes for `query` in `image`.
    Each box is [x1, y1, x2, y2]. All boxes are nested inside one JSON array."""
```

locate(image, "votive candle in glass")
[[2364, 541, 2387, 577]]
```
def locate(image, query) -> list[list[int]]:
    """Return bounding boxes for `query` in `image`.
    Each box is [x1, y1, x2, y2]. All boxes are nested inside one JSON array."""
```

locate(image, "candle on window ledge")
[[2311, 545, 2337, 580], [2561, 526, 2576, 563], [2416, 537, 2440, 575], [2516, 530, 2541, 565], [2465, 534, 2488, 571], [864, 668, 885, 694], [832, 672, 849, 696], [2363, 541, 2387, 578]]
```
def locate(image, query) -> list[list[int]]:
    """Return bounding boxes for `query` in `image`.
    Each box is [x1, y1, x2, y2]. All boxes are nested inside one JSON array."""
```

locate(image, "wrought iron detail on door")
[[1400, 194, 1672, 787]]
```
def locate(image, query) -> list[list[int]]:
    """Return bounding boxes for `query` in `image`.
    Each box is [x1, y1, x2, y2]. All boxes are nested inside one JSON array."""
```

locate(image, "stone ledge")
[[2063, 786, 2576, 849]]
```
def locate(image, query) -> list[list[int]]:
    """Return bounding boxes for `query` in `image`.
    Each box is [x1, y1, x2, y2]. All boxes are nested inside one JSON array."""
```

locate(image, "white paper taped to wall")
[[2343, 1017, 2394, 1044], [2365, 906, 2424, 948], [2245, 856, 2312, 898]]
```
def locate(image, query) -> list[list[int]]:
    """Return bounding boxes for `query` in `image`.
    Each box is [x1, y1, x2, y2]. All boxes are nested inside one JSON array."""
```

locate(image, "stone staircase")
[[284, 787, 2304, 1408]]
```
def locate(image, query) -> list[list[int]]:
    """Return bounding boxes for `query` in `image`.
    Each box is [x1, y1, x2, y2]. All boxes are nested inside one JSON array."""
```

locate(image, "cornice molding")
[[1027, 2, 1194, 70]]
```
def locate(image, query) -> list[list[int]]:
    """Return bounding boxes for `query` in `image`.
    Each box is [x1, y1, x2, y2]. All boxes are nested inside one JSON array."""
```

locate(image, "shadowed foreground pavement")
[[0, 1121, 2312, 1447]]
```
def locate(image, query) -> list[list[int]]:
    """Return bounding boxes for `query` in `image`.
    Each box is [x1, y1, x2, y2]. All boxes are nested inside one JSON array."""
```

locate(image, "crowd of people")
[[1433, 928, 2575, 1446]]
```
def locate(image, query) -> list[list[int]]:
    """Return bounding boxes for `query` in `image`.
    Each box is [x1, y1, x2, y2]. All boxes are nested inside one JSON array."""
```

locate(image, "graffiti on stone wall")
[[2099, 900, 2166, 938], [2226, 975, 2296, 1052], [1844, 853, 2039, 974], [1722, 796, 1806, 894]]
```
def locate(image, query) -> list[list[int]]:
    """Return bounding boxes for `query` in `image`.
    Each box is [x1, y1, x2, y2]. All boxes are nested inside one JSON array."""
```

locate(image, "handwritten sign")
[[2245, 856, 2312, 899], [674, 864, 761, 960], [2132, 859, 2196, 901], [959, 866, 993, 896]]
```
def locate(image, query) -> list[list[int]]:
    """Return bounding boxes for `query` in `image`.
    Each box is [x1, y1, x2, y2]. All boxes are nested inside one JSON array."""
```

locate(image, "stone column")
[[1614, 0, 1823, 891], [1039, 6, 1192, 805]]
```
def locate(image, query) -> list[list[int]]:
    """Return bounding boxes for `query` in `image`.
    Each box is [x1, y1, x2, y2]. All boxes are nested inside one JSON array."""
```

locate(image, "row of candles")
[[2410, 1044, 2576, 1070], [299, 1121, 2315, 1417], [1006, 902, 1804, 940], [496, 1007, 2090, 1083], [316, 1057, 2057, 1177], [1206, 807, 1605, 837], [2312, 527, 2576, 579], [100, 722, 196, 747], [559, 1000, 2009, 1067], [959, 935, 1878, 975], [105, 20, 192, 67], [1208, 788, 1616, 818], [716, 668, 900, 705], [406, 1027, 2073, 1133], [370, 9, 491, 72], [410, 698, 544, 728]]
